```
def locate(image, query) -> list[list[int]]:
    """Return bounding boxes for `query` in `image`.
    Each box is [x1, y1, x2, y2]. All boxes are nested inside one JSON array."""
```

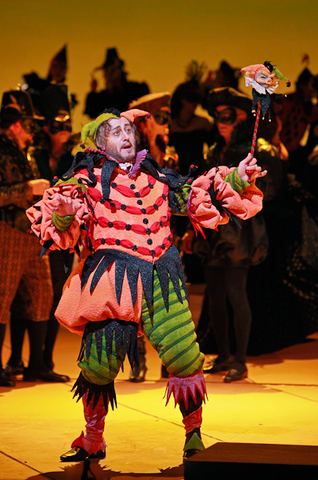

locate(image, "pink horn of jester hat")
[[240, 61, 291, 118]]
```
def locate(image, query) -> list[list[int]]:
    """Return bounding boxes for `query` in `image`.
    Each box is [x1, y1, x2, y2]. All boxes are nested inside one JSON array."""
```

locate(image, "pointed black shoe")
[[0, 369, 15, 387], [23, 367, 70, 382], [3, 360, 24, 376], [224, 364, 248, 383], [203, 358, 232, 374], [60, 446, 106, 462]]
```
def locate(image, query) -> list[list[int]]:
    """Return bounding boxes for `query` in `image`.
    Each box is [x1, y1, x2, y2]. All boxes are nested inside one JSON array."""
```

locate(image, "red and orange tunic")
[[27, 152, 263, 335]]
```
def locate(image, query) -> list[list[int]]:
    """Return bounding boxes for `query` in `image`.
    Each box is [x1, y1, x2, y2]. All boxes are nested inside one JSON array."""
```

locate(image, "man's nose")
[[122, 129, 129, 140]]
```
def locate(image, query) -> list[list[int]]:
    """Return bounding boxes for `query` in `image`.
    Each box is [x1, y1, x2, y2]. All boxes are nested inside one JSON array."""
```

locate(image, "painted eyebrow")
[[110, 122, 131, 131]]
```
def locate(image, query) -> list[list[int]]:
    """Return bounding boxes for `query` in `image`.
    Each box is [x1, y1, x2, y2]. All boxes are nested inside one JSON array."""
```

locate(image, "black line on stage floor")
[[0, 449, 55, 479]]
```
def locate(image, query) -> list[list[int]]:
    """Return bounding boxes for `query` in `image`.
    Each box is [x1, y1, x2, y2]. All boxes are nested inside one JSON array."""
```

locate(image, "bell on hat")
[[0, 89, 44, 123]]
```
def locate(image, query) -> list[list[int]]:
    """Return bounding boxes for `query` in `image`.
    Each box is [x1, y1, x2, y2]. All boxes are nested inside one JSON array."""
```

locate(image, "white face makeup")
[[105, 117, 137, 163], [255, 69, 278, 89]]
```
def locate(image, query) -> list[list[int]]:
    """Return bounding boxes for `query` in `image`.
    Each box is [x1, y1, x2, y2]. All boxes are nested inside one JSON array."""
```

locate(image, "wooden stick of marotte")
[[246, 101, 261, 178], [251, 101, 261, 156]]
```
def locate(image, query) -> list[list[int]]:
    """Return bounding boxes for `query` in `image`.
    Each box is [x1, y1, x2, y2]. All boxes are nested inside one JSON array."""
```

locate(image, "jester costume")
[[26, 108, 263, 461]]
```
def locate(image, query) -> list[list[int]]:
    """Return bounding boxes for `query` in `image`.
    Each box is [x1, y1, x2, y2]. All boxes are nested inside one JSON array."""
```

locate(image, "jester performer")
[[26, 107, 266, 462]]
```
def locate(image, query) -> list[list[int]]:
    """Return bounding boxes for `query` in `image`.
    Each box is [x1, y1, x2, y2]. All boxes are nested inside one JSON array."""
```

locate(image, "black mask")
[[154, 111, 170, 126], [20, 119, 37, 134], [49, 118, 72, 134], [215, 107, 237, 125]]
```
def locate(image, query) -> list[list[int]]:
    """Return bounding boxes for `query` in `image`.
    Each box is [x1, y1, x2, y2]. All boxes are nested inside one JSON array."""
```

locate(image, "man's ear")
[[9, 120, 23, 136], [43, 125, 49, 134]]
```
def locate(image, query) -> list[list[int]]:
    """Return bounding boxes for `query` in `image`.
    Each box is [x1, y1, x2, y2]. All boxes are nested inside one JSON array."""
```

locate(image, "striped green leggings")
[[78, 269, 204, 385]]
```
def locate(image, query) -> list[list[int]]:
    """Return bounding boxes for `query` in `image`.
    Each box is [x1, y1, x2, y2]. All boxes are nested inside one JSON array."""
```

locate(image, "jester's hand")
[[51, 195, 81, 217], [237, 153, 267, 182]]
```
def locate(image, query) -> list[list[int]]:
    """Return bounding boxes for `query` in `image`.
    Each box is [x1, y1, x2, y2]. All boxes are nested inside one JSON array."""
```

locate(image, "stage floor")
[[1, 302, 318, 479]]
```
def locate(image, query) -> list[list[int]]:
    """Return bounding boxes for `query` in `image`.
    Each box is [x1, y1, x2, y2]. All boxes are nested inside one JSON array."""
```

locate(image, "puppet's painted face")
[[105, 117, 136, 163], [255, 68, 278, 89]]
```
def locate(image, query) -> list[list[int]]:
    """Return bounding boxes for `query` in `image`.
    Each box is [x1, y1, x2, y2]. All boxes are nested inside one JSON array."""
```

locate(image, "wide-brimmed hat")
[[207, 87, 252, 116], [0, 90, 44, 122], [40, 84, 70, 121], [129, 92, 170, 113]]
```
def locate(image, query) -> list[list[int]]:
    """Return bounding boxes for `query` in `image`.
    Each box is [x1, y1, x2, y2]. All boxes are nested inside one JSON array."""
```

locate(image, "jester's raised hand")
[[237, 153, 267, 182]]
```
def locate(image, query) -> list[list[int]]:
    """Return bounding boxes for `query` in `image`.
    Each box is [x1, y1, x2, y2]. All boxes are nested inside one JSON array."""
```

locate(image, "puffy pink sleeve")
[[26, 176, 92, 252], [187, 166, 263, 230]]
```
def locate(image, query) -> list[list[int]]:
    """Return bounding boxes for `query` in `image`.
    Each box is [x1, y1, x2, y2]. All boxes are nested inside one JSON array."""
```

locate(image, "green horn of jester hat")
[[81, 108, 150, 146]]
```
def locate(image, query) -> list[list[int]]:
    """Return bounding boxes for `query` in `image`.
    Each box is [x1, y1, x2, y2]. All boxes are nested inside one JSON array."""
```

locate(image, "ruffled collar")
[[84, 147, 147, 178], [244, 76, 278, 95]]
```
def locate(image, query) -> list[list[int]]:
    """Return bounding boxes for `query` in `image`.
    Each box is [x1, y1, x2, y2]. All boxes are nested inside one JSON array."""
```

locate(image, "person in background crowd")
[[84, 48, 150, 119], [195, 87, 279, 382], [245, 108, 318, 355], [278, 67, 318, 182], [130, 92, 170, 167], [22, 45, 78, 116], [169, 80, 214, 178], [297, 73, 318, 198], [0, 89, 65, 385], [8, 85, 79, 378], [169, 80, 215, 284]]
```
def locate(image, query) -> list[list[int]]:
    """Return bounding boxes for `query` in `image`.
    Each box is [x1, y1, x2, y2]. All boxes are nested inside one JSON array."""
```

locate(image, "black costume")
[[84, 80, 150, 119], [195, 120, 283, 363]]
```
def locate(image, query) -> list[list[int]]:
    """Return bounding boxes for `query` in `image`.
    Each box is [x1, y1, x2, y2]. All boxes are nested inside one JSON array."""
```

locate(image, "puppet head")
[[240, 61, 290, 95], [240, 61, 290, 118]]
